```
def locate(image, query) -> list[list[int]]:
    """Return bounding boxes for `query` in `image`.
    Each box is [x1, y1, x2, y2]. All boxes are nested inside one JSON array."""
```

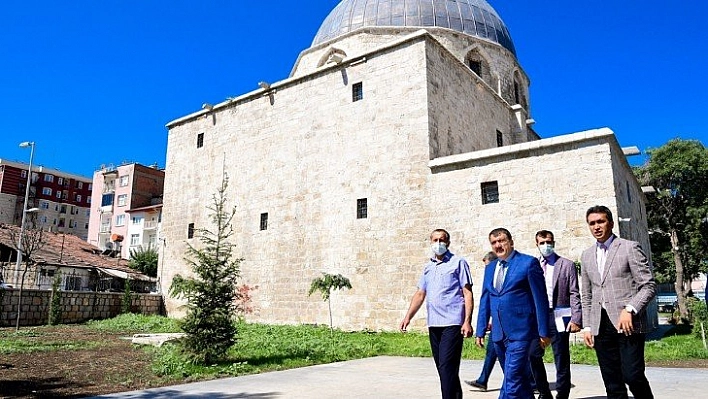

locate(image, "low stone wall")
[[0, 289, 164, 327]]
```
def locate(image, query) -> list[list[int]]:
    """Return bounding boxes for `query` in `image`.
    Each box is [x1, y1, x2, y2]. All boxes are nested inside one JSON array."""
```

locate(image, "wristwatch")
[[624, 305, 635, 314]]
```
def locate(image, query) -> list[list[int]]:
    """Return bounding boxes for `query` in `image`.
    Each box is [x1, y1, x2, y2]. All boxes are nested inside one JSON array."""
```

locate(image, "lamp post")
[[15, 141, 35, 284]]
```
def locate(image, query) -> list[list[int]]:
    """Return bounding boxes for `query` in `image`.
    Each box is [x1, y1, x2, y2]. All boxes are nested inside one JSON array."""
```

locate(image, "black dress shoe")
[[464, 380, 487, 391]]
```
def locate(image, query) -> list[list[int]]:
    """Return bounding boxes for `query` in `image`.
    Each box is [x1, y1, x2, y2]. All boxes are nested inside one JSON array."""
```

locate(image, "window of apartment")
[[119, 175, 129, 187], [57, 177, 63, 185], [117, 194, 127, 207], [260, 213, 268, 231], [496, 130, 503, 147], [130, 234, 140, 246], [115, 214, 125, 226], [86, 209, 91, 217], [87, 196, 91, 204], [41, 216, 48, 224], [357, 198, 368, 219], [53, 218, 57, 225], [84, 223, 89, 229], [88, 183, 92, 190], [187, 223, 195, 239], [44, 174, 54, 182], [132, 216, 143, 225], [21, 170, 27, 178], [101, 193, 113, 207], [352, 82, 363, 102], [76, 181, 83, 189], [56, 191, 61, 199], [481, 181, 499, 204], [197, 133, 204, 149], [60, 205, 67, 214], [42, 187, 52, 196], [40, 268, 55, 277], [40, 201, 49, 209], [76, 194, 82, 202]]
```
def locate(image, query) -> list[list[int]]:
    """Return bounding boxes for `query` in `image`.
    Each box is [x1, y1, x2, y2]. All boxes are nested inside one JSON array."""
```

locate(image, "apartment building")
[[0, 159, 92, 240], [87, 163, 164, 259]]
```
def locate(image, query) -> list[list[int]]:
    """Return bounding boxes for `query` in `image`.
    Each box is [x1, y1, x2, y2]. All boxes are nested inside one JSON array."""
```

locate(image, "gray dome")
[[312, 0, 516, 55]]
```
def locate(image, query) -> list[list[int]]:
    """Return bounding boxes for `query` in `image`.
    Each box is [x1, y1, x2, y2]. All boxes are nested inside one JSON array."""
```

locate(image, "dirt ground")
[[0, 326, 180, 399], [1, 326, 707, 398]]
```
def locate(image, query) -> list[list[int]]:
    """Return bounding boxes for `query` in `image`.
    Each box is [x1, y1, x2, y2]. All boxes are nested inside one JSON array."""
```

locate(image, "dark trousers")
[[529, 310, 572, 398], [476, 336, 498, 385], [429, 326, 464, 399], [594, 309, 654, 399], [493, 338, 534, 399]]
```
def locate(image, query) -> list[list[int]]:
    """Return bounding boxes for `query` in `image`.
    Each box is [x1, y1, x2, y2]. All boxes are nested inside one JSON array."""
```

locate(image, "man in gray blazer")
[[581, 205, 656, 399], [529, 230, 582, 399]]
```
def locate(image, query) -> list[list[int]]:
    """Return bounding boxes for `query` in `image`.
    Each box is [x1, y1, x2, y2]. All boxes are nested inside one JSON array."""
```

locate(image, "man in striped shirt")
[[400, 228, 474, 399]]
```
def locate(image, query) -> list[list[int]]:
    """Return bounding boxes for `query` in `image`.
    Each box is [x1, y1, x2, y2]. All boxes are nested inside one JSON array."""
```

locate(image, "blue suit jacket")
[[476, 250, 550, 342]]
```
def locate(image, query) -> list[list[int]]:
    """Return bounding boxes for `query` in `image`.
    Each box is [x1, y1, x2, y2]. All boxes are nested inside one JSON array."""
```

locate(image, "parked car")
[[0, 282, 13, 289]]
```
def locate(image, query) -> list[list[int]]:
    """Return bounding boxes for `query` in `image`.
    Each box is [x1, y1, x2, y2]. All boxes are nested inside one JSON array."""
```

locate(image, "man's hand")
[[539, 336, 551, 349], [566, 322, 581, 333], [461, 322, 473, 338], [616, 309, 634, 335], [399, 318, 410, 333], [583, 331, 594, 348], [475, 336, 485, 348]]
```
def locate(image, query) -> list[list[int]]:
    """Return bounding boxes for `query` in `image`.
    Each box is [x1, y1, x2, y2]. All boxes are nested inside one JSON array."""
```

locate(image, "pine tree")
[[169, 173, 243, 364]]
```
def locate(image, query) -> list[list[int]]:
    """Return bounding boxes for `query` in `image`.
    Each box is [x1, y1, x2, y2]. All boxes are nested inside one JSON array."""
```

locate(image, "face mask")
[[538, 243, 554, 257], [431, 242, 447, 256]]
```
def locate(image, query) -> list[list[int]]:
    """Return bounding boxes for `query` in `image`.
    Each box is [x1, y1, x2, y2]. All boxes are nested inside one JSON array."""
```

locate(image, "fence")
[[0, 288, 164, 327]]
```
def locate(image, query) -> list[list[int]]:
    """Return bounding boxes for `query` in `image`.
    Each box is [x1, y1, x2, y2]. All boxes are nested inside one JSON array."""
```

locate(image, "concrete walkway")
[[89, 356, 706, 398]]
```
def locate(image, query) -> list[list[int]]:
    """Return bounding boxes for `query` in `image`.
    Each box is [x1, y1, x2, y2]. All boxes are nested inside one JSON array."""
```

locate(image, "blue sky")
[[2, 1, 706, 177]]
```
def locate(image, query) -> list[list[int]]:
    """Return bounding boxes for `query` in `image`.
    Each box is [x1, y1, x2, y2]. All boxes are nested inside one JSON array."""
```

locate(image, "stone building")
[[159, 0, 649, 331]]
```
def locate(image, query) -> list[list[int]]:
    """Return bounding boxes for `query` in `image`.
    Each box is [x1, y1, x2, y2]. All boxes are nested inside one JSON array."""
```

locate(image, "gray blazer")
[[580, 236, 657, 335], [546, 255, 582, 327]]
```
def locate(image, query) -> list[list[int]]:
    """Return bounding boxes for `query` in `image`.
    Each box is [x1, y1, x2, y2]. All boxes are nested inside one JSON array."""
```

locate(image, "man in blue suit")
[[475, 228, 550, 398]]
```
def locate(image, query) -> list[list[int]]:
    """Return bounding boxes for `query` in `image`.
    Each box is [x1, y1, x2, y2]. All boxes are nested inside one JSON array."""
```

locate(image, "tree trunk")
[[671, 229, 689, 321]]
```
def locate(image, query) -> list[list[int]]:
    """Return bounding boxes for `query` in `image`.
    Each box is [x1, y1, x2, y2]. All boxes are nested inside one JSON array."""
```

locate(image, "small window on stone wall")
[[481, 181, 499, 204], [357, 198, 368, 219], [496, 130, 503, 147], [468, 60, 482, 76], [626, 181, 632, 203], [352, 82, 363, 102], [187, 222, 195, 239], [197, 133, 204, 149], [260, 213, 268, 231]]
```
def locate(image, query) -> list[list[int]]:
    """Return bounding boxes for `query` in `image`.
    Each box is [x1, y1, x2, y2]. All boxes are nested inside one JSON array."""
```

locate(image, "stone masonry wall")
[[0, 289, 164, 327]]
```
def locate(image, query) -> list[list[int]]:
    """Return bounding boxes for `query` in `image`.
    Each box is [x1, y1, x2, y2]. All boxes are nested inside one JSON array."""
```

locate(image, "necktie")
[[495, 261, 506, 291], [540, 258, 547, 274]]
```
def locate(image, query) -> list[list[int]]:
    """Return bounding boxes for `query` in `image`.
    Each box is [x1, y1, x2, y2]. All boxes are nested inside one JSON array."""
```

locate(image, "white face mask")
[[538, 243, 555, 257], [431, 242, 448, 256]]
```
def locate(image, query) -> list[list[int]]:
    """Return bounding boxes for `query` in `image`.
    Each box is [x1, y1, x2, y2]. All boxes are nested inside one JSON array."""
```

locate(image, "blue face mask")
[[538, 243, 554, 257], [431, 242, 447, 256]]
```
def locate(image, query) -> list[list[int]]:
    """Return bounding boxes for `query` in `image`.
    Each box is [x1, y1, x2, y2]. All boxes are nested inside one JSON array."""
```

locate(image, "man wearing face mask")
[[400, 229, 474, 399], [529, 230, 582, 399]]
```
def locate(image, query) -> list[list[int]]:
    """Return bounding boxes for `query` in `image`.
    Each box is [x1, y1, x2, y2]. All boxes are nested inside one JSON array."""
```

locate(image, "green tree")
[[169, 173, 243, 364], [47, 271, 62, 325], [121, 278, 133, 314], [635, 138, 708, 321], [128, 245, 158, 277], [308, 273, 352, 331]]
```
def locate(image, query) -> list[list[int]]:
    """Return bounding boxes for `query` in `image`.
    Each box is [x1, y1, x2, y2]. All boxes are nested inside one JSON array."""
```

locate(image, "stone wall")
[[0, 289, 164, 327]]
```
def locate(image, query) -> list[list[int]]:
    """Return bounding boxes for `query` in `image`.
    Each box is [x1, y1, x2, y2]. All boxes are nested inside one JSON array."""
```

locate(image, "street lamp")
[[15, 141, 36, 284]]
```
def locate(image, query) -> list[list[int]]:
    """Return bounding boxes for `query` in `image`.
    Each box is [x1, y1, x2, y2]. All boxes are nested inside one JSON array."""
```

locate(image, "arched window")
[[464, 48, 490, 83], [513, 70, 528, 110]]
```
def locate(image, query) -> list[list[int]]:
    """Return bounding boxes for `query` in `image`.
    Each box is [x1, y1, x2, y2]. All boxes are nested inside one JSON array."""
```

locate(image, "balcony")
[[143, 220, 157, 229], [99, 224, 111, 233]]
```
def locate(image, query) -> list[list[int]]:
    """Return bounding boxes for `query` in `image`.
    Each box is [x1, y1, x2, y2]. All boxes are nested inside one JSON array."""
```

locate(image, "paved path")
[[90, 356, 707, 398]]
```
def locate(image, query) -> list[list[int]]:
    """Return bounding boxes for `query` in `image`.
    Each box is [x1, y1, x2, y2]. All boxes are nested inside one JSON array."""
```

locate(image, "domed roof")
[[312, 0, 516, 55]]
